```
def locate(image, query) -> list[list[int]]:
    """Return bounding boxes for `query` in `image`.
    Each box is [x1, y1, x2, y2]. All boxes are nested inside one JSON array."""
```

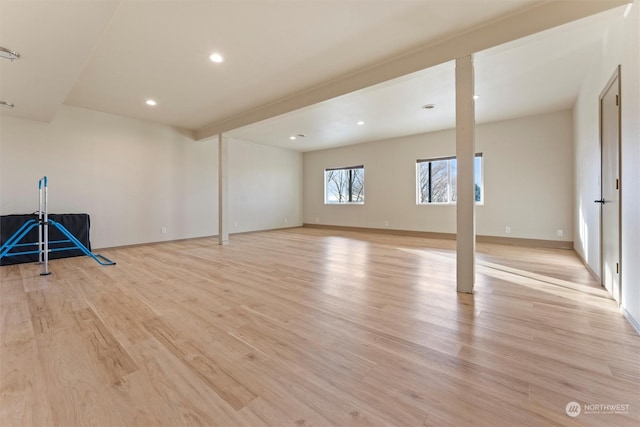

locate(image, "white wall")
[[229, 137, 303, 234], [574, 1, 640, 328], [304, 110, 574, 242], [0, 106, 303, 248], [0, 106, 216, 248]]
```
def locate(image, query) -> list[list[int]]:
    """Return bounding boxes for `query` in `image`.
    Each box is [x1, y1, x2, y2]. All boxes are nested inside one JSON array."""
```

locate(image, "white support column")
[[218, 134, 229, 245], [455, 55, 476, 293]]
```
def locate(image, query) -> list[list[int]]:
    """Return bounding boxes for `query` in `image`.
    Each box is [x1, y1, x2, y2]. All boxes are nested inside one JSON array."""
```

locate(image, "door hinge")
[[616, 178, 619, 190], [616, 94, 619, 106], [616, 263, 619, 274]]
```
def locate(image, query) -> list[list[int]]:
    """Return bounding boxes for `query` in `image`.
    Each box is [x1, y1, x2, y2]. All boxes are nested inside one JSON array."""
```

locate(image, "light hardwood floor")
[[1, 227, 638, 426]]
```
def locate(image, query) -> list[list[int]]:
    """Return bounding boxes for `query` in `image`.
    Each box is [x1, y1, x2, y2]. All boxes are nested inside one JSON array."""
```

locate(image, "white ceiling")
[[228, 6, 625, 151], [0, 1, 120, 122], [0, 0, 628, 152]]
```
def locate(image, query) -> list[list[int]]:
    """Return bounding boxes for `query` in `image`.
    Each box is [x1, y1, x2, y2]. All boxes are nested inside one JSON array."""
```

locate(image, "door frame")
[[599, 64, 622, 305]]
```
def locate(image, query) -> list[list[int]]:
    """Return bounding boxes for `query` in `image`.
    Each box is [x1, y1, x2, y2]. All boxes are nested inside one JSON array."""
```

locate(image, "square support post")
[[455, 55, 476, 293], [218, 134, 229, 245]]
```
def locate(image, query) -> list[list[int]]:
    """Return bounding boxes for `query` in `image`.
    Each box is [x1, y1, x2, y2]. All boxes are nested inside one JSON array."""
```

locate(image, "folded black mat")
[[0, 213, 91, 265]]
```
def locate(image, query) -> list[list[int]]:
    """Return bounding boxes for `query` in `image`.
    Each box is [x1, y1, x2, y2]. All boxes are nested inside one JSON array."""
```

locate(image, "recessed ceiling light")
[[473, 95, 480, 100], [146, 99, 157, 106], [357, 121, 365, 126], [209, 53, 224, 63], [0, 101, 15, 108], [290, 136, 296, 140], [0, 47, 20, 61], [422, 104, 435, 109]]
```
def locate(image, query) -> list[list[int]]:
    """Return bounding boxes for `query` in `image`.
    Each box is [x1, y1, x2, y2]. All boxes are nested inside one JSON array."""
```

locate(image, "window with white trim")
[[324, 165, 364, 204], [417, 154, 483, 204]]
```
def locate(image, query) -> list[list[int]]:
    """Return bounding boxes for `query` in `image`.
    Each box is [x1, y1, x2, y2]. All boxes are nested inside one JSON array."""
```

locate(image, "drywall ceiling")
[[0, 0, 629, 151], [0, 1, 120, 122], [228, 6, 626, 151]]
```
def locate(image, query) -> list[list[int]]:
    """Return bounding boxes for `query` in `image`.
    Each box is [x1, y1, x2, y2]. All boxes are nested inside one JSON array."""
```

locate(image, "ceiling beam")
[[195, 0, 628, 141]]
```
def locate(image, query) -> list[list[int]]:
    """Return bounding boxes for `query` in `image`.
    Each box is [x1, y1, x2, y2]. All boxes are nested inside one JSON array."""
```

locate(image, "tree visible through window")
[[325, 165, 364, 204], [417, 154, 482, 204]]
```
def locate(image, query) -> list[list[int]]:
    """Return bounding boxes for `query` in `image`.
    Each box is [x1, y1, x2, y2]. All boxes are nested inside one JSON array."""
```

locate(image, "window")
[[325, 165, 364, 204], [417, 154, 483, 204]]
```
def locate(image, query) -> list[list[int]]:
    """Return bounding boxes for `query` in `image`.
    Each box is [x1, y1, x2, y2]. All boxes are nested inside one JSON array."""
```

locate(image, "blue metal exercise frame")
[[0, 176, 115, 275]]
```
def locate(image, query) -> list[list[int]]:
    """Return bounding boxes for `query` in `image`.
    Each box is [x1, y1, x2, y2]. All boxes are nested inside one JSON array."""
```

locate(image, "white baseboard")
[[622, 307, 640, 336]]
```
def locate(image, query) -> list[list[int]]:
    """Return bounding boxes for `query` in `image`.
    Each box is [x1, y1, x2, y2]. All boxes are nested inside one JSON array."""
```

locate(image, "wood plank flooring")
[[1, 227, 638, 426]]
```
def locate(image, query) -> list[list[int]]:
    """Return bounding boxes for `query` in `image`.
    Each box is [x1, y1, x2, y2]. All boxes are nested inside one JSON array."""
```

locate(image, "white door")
[[599, 67, 621, 304]]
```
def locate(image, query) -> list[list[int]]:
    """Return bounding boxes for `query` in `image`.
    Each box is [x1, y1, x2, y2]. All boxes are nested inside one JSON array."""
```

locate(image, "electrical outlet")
[[505, 226, 511, 234], [161, 226, 167, 234], [284, 217, 288, 224], [234, 221, 238, 228], [315, 217, 319, 223], [557, 229, 563, 237], [384, 220, 389, 227]]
